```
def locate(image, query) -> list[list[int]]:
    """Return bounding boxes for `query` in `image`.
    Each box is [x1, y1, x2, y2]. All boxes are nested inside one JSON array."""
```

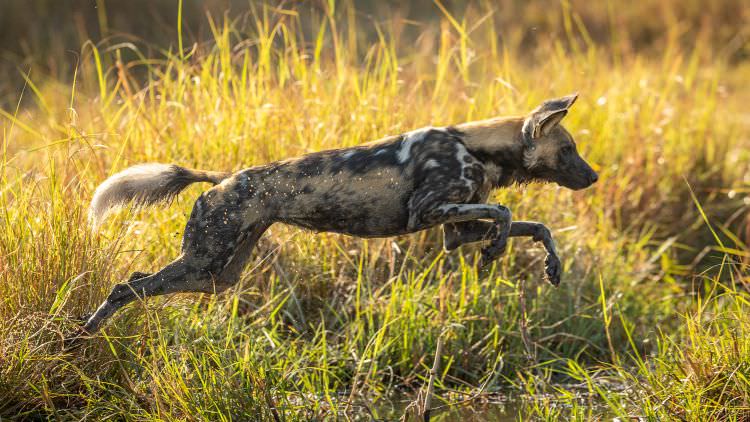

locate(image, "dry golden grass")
[[1, 1, 749, 419]]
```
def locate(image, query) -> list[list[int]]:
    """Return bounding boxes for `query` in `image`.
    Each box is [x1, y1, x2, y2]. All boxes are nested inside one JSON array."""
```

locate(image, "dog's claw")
[[544, 254, 562, 286]]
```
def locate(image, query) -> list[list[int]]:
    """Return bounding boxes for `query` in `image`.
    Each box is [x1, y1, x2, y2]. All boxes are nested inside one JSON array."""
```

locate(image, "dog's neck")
[[456, 116, 533, 186]]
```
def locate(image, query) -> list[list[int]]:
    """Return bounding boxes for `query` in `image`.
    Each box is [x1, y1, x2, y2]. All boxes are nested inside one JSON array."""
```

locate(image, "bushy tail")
[[89, 163, 230, 227]]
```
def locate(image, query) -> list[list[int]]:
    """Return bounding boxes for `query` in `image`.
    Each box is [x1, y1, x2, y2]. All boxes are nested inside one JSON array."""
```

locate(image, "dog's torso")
[[207, 127, 499, 238]]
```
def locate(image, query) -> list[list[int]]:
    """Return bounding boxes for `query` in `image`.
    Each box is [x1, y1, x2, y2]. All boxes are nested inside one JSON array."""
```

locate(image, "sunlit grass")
[[1, 1, 749, 419]]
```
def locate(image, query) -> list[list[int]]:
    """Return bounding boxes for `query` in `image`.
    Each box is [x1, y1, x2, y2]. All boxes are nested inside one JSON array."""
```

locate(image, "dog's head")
[[520, 94, 598, 190]]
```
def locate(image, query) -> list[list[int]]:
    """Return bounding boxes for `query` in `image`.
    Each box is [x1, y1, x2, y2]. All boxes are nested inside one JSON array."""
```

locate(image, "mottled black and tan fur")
[[72, 94, 597, 341]]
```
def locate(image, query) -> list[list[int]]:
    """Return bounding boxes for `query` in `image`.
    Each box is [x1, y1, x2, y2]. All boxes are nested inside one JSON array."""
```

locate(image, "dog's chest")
[[483, 162, 504, 188]]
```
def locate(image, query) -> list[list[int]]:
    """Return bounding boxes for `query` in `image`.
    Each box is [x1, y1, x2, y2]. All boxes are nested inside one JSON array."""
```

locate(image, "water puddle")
[[366, 395, 524, 421], [342, 388, 615, 421]]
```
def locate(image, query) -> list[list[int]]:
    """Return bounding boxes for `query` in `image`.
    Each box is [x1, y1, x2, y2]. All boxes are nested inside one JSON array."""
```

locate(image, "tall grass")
[[1, 1, 749, 419]]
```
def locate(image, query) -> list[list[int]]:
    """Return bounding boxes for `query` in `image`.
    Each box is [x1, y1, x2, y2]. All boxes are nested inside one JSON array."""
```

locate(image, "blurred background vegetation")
[[1, 0, 748, 100]]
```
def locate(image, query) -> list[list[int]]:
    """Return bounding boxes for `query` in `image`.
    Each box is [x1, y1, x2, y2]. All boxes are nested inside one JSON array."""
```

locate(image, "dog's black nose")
[[589, 172, 599, 184]]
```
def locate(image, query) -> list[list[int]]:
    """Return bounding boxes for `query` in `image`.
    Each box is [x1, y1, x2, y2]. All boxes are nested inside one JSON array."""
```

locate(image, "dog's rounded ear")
[[523, 93, 578, 139], [535, 110, 568, 138]]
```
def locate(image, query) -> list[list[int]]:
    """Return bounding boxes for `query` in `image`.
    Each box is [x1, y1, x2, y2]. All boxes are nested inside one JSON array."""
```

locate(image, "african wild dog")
[[72, 94, 597, 340]]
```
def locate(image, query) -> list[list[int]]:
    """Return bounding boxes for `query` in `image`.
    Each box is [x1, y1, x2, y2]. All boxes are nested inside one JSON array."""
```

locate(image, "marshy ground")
[[1, 0, 749, 420]]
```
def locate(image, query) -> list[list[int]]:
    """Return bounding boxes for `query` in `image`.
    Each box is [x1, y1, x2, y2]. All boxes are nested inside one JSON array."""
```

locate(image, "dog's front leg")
[[509, 222, 561, 286], [408, 203, 512, 266], [443, 220, 562, 285], [443, 221, 499, 250]]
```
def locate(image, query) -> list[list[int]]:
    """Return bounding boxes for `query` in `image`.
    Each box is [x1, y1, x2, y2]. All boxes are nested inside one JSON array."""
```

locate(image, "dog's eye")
[[561, 145, 574, 155]]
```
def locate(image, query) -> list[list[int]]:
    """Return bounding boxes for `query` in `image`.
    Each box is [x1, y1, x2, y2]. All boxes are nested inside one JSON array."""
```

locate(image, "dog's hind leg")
[[79, 257, 197, 335], [78, 223, 269, 336], [75, 184, 270, 337], [214, 223, 270, 287], [443, 221, 561, 285], [127, 271, 152, 282], [74, 271, 152, 325]]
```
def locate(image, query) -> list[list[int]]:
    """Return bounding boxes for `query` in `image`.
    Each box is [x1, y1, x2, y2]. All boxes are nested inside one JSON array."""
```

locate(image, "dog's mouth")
[[558, 171, 598, 190]]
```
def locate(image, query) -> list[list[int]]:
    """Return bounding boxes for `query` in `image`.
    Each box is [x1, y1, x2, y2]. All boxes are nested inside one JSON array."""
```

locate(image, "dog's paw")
[[544, 254, 562, 286]]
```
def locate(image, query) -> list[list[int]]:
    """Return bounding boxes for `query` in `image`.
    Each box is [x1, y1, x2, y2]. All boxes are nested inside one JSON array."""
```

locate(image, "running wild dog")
[[72, 94, 597, 340]]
